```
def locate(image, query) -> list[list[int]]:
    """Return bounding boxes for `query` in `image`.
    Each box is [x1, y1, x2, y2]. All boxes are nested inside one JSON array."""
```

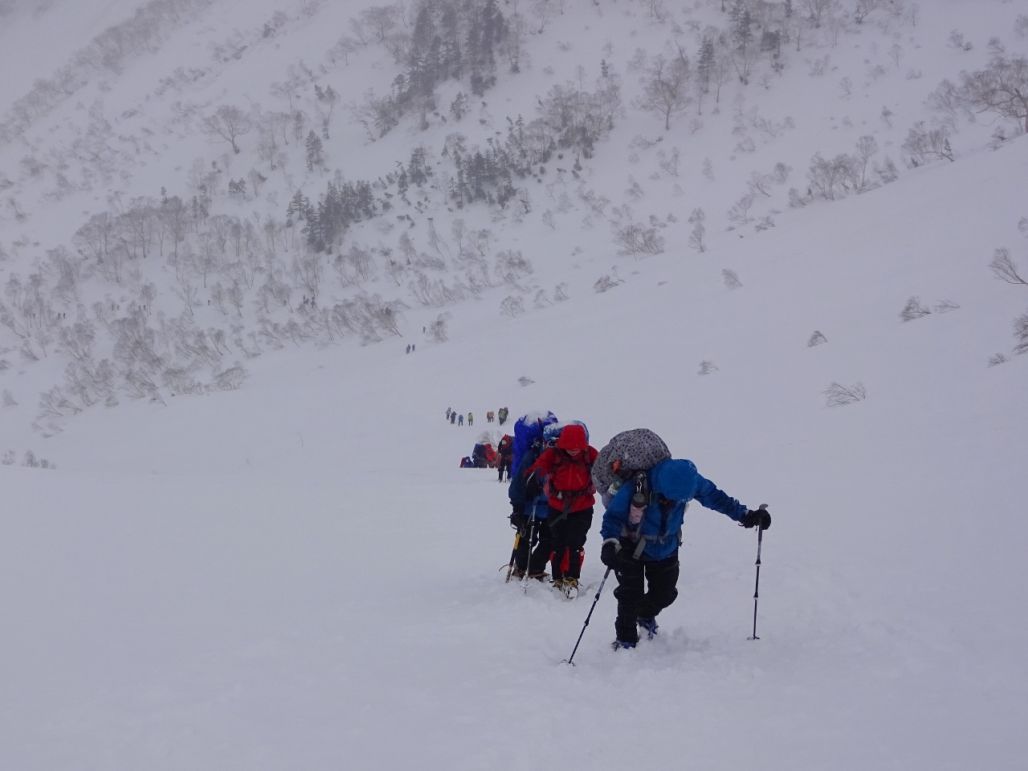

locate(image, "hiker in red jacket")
[[496, 434, 514, 482], [525, 423, 598, 594]]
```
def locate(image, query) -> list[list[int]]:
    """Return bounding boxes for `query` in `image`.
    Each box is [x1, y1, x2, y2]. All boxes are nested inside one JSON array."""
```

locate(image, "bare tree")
[[990, 247, 1028, 285], [688, 207, 706, 253], [615, 223, 665, 256], [853, 135, 879, 190], [427, 313, 450, 342], [900, 296, 931, 321], [956, 55, 1028, 133], [853, 0, 884, 25], [203, 105, 253, 154], [1015, 311, 1028, 354], [824, 381, 867, 407], [902, 122, 954, 165], [721, 269, 741, 290], [801, 0, 834, 29], [500, 295, 526, 317], [638, 53, 691, 130], [360, 4, 402, 44]]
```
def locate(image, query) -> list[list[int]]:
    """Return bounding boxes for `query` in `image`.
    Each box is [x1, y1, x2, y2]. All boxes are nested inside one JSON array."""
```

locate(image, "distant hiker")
[[411, 344, 416, 352], [458, 414, 464, 426], [592, 428, 672, 507], [450, 411, 457, 425], [599, 457, 771, 650], [467, 412, 474, 427], [497, 406, 509, 426], [472, 442, 491, 469], [525, 423, 598, 595], [486, 411, 495, 423], [406, 344, 411, 354], [496, 434, 514, 482], [446, 407, 452, 421]]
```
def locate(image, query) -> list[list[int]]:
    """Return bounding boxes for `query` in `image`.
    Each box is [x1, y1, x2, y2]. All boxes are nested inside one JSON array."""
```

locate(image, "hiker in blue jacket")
[[507, 430, 555, 580], [599, 458, 771, 649]]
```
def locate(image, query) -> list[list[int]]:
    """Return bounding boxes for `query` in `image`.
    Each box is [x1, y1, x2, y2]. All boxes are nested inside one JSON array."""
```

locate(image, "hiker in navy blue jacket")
[[507, 435, 555, 580], [599, 458, 771, 649]]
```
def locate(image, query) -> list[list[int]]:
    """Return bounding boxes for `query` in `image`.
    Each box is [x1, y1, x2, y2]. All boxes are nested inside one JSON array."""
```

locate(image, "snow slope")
[[3, 111, 1027, 770]]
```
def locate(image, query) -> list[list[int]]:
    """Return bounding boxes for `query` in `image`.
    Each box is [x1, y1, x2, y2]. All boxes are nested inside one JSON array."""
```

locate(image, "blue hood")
[[650, 459, 699, 501]]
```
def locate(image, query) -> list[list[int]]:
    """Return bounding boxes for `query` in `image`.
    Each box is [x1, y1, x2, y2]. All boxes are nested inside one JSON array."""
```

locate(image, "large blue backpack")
[[511, 410, 558, 473]]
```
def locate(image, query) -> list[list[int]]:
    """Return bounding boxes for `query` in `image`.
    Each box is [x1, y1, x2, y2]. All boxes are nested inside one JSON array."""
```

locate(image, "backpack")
[[542, 423, 595, 505], [512, 410, 558, 474], [592, 428, 671, 505], [472, 443, 489, 468], [546, 449, 595, 501], [543, 420, 590, 447]]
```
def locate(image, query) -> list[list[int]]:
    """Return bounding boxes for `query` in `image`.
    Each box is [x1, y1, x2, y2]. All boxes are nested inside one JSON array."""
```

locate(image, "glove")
[[600, 539, 622, 570], [741, 508, 772, 531], [523, 473, 543, 501], [510, 511, 527, 531]]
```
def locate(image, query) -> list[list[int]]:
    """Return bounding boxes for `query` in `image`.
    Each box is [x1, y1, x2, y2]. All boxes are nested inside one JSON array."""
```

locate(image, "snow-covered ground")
[[4, 124, 1027, 768], [2, 0, 1027, 767]]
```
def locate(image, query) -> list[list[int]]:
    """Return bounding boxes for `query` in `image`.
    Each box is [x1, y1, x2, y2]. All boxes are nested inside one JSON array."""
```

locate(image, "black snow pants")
[[514, 517, 555, 575], [548, 507, 593, 581], [613, 553, 680, 644], [497, 457, 512, 482]]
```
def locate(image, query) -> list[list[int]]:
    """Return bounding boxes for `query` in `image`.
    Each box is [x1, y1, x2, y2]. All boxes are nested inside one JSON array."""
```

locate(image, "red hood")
[[556, 424, 588, 451]]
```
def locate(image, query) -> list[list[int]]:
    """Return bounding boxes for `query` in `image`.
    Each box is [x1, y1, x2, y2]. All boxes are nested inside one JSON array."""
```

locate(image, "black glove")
[[523, 472, 543, 501], [600, 540, 621, 570], [510, 510, 527, 531], [741, 508, 772, 531]]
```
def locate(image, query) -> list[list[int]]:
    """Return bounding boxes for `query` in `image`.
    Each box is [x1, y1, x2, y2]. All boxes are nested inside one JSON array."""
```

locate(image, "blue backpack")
[[511, 410, 558, 473]]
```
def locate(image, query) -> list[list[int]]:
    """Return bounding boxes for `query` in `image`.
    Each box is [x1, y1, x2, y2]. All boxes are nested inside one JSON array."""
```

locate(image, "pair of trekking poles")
[[505, 495, 576, 587], [504, 508, 540, 585], [561, 504, 769, 665]]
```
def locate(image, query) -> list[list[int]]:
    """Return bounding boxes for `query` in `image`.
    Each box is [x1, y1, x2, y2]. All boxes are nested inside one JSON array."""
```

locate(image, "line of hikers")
[[503, 411, 771, 650], [446, 406, 510, 427]]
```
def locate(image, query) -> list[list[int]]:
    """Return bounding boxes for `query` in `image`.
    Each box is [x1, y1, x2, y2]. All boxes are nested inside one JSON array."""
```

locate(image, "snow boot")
[[611, 639, 637, 651], [559, 577, 580, 600], [638, 616, 659, 639]]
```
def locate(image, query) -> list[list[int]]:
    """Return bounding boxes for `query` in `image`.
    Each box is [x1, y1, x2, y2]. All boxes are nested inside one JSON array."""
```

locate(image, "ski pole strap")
[[632, 535, 647, 560]]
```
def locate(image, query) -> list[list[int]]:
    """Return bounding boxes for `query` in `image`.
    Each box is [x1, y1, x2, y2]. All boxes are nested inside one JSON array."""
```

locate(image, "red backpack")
[[547, 449, 594, 498]]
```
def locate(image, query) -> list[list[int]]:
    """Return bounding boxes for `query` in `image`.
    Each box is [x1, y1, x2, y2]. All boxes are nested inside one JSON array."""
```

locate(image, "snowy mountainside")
[[2, 133, 1027, 768], [1, 0, 1026, 451], [0, 2, 1026, 766]]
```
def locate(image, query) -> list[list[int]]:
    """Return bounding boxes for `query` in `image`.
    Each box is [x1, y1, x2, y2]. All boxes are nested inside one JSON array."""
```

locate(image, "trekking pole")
[[748, 503, 768, 640], [520, 508, 539, 592], [562, 566, 613, 666]]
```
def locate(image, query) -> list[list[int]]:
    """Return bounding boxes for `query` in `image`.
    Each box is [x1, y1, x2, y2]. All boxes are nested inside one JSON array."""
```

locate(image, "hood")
[[556, 423, 588, 451], [650, 459, 699, 502]]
